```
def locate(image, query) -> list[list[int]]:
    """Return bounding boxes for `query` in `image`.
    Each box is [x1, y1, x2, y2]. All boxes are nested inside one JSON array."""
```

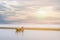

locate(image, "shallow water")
[[0, 24, 60, 28], [0, 29, 60, 40]]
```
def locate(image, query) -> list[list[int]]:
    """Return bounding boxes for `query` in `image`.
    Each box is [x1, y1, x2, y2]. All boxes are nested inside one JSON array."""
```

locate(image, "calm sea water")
[[0, 24, 60, 28], [0, 24, 60, 40], [0, 29, 60, 40]]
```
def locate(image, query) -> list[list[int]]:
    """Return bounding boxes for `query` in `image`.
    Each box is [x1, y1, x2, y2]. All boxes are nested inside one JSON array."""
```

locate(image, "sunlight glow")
[[38, 10, 46, 18], [37, 6, 53, 19], [37, 7, 47, 19]]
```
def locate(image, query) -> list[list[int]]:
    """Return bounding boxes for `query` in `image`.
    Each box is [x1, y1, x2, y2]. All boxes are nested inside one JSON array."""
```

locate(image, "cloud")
[[0, 0, 60, 24], [0, 14, 7, 24], [0, 4, 6, 11]]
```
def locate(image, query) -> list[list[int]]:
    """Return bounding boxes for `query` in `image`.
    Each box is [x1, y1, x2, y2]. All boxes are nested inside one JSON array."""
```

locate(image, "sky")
[[0, 0, 60, 24]]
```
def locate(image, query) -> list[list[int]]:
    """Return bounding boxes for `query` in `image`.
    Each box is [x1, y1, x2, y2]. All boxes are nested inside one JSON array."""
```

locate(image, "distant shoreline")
[[0, 27, 60, 31]]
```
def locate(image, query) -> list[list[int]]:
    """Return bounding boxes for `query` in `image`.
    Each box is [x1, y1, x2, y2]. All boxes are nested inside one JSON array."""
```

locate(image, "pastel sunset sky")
[[0, 0, 60, 24]]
